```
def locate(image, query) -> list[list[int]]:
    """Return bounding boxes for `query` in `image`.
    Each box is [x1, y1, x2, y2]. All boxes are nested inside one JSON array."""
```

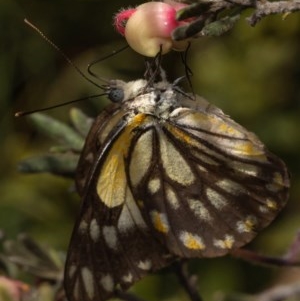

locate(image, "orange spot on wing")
[[266, 199, 278, 210], [168, 126, 192, 144], [218, 123, 240, 136], [151, 211, 169, 233], [186, 236, 205, 250]]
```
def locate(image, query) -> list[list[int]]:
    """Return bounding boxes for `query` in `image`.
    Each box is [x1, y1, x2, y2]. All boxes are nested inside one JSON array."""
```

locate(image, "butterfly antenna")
[[15, 93, 107, 117], [24, 19, 107, 90], [87, 44, 129, 79]]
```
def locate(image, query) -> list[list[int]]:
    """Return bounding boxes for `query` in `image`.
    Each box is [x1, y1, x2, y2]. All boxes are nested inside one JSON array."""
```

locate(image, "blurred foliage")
[[1, 0, 300, 300]]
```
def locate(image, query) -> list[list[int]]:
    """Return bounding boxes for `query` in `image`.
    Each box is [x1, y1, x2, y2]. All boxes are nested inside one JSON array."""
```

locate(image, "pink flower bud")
[[114, 2, 190, 57]]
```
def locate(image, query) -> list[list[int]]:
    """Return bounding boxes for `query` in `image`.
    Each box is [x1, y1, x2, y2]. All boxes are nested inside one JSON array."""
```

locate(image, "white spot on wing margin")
[[90, 218, 100, 242], [100, 274, 114, 292], [103, 226, 118, 250], [81, 267, 94, 299]]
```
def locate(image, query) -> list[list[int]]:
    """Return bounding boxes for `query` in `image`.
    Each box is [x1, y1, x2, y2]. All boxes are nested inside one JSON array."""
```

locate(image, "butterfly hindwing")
[[126, 95, 289, 258]]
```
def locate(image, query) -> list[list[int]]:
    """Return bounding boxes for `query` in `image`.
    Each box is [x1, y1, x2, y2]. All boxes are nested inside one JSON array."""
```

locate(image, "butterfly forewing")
[[66, 102, 176, 301], [65, 78, 289, 301]]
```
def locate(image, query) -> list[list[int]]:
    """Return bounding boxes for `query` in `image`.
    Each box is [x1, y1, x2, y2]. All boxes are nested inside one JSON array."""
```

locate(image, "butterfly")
[[64, 68, 289, 301]]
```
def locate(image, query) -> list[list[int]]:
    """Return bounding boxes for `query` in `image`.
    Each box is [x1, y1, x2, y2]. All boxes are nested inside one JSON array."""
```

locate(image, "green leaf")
[[28, 113, 84, 151]]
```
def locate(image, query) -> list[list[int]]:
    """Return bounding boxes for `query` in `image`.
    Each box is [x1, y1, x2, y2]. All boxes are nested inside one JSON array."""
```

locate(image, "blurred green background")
[[1, 0, 300, 300]]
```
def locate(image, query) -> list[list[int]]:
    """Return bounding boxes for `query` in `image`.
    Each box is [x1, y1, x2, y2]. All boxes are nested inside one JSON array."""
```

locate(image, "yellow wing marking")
[[150, 211, 169, 233], [233, 141, 264, 156], [214, 235, 235, 249], [266, 199, 278, 210], [167, 126, 192, 144], [97, 114, 147, 208], [175, 110, 269, 159], [217, 123, 242, 136], [179, 231, 206, 250], [273, 172, 284, 186], [237, 215, 258, 233]]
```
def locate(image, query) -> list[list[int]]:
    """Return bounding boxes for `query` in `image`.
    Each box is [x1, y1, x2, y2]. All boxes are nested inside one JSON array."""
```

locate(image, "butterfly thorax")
[[111, 78, 183, 119]]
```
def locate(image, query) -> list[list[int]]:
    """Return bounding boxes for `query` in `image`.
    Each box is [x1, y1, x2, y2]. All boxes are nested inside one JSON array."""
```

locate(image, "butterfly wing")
[[65, 108, 175, 301], [126, 95, 289, 258]]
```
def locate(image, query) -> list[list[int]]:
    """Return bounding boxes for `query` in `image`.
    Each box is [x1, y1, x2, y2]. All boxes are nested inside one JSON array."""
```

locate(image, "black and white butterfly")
[[64, 69, 289, 301]]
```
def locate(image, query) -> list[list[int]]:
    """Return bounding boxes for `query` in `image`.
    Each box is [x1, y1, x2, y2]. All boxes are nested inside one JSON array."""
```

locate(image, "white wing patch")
[[103, 226, 118, 250], [122, 273, 134, 283], [213, 235, 235, 249], [90, 218, 100, 242], [79, 220, 88, 234], [159, 131, 195, 185], [117, 187, 147, 232], [137, 259, 152, 270], [148, 178, 161, 194], [187, 198, 212, 222], [81, 267, 94, 299], [215, 179, 244, 195], [231, 161, 259, 177], [236, 215, 258, 233], [165, 185, 180, 209], [100, 274, 114, 292], [206, 188, 228, 209], [130, 130, 153, 187], [179, 231, 206, 250]]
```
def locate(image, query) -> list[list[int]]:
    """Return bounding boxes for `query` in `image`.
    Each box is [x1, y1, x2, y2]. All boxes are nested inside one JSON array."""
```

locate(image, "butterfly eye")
[[108, 87, 124, 103]]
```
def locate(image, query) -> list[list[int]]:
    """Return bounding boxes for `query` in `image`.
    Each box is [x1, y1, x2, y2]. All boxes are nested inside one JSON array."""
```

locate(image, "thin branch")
[[230, 248, 300, 267], [230, 230, 300, 267], [174, 261, 203, 301], [219, 282, 300, 301], [247, 0, 300, 26], [173, 0, 300, 40], [283, 230, 300, 261], [255, 282, 300, 301]]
